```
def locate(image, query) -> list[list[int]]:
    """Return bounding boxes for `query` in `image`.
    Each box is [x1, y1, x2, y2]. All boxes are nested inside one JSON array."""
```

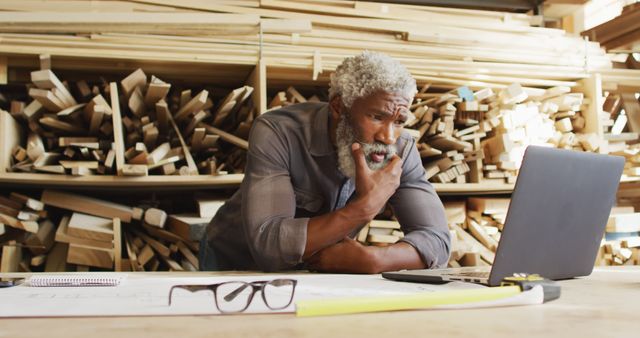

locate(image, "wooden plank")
[[24, 219, 55, 255], [39, 116, 85, 134], [113, 217, 122, 271], [55, 215, 112, 249], [122, 164, 149, 176], [0, 12, 262, 35], [196, 197, 225, 218], [0, 111, 24, 173], [31, 69, 77, 106], [10, 192, 44, 211], [137, 244, 154, 267], [0, 55, 6, 84], [144, 80, 171, 106], [67, 243, 114, 269], [177, 241, 198, 269], [607, 213, 640, 233], [368, 220, 401, 229], [468, 219, 498, 252], [135, 231, 171, 257], [247, 59, 267, 114], [44, 242, 68, 272], [41, 189, 134, 222], [121, 68, 147, 97], [0, 212, 38, 233], [67, 212, 114, 242], [0, 243, 21, 272], [174, 90, 208, 121], [124, 233, 142, 272], [621, 92, 640, 133], [467, 197, 510, 214], [452, 223, 495, 263], [166, 214, 209, 242], [28, 88, 66, 112], [144, 208, 167, 228], [110, 82, 126, 175], [147, 142, 171, 165], [200, 124, 248, 150], [575, 74, 604, 137], [168, 113, 198, 175]]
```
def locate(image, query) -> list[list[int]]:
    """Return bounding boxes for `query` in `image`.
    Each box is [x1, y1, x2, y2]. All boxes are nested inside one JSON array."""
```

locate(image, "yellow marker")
[[295, 286, 522, 317]]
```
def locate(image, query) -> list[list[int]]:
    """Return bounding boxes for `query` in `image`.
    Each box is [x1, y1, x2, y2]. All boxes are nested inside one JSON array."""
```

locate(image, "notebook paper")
[[28, 274, 126, 287]]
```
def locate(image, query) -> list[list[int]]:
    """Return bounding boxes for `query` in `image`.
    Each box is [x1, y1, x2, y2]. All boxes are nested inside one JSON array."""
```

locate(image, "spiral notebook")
[[28, 274, 127, 287]]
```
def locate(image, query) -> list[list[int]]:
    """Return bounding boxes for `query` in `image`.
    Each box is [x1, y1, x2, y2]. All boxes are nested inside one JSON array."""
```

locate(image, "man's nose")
[[375, 122, 396, 145]]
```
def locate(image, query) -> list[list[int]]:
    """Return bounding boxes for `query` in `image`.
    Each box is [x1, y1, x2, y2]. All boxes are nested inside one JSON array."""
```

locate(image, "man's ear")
[[329, 95, 343, 120]]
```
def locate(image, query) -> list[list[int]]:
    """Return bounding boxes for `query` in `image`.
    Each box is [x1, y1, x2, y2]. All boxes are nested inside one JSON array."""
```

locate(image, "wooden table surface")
[[0, 267, 638, 338]]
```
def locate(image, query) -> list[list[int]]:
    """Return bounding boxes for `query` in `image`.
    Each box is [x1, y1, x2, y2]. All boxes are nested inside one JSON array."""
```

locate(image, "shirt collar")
[[309, 104, 335, 157]]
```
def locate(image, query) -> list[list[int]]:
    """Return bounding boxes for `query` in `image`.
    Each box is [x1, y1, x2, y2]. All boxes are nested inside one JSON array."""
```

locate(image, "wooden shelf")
[[0, 173, 244, 190], [433, 182, 514, 195], [0, 171, 516, 194]]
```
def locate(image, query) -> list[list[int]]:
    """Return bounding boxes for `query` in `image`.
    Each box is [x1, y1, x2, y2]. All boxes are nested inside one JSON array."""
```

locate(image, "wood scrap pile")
[[355, 219, 404, 247], [444, 198, 507, 267], [595, 206, 640, 266], [267, 86, 324, 110], [408, 82, 601, 184], [441, 198, 640, 267], [4, 65, 254, 177], [0, 189, 217, 272], [599, 89, 640, 180]]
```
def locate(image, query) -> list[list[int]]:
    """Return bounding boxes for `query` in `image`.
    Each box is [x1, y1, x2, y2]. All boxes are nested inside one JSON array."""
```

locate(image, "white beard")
[[335, 114, 397, 178]]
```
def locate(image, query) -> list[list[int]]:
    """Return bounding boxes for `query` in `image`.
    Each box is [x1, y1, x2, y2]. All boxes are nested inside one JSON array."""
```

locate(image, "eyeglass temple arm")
[[223, 283, 254, 302], [168, 285, 211, 306]]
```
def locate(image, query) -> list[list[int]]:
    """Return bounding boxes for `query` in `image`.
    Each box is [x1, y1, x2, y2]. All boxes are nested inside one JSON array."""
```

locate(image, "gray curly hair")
[[329, 51, 417, 108]]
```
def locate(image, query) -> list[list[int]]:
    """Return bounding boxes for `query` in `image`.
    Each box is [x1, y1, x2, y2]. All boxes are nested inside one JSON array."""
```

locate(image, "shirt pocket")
[[293, 187, 323, 214]]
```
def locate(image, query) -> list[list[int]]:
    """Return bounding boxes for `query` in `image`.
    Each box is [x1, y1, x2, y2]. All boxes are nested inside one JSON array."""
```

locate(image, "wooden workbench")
[[0, 267, 638, 338]]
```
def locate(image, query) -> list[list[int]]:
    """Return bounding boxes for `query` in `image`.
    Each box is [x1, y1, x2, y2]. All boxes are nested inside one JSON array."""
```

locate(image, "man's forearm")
[[303, 197, 374, 259], [368, 241, 426, 273]]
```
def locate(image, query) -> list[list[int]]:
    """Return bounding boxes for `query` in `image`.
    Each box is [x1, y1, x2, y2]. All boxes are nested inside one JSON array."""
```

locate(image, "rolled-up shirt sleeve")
[[389, 137, 451, 268], [241, 118, 307, 271]]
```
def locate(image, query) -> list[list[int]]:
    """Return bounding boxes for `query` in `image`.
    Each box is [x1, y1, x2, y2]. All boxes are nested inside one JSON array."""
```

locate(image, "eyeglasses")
[[168, 279, 297, 313]]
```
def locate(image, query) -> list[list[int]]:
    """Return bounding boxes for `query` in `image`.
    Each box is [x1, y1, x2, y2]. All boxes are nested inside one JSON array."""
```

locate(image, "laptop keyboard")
[[446, 271, 490, 278]]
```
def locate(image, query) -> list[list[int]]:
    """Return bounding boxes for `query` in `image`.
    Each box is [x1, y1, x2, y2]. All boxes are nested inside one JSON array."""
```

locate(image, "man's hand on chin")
[[305, 238, 381, 274]]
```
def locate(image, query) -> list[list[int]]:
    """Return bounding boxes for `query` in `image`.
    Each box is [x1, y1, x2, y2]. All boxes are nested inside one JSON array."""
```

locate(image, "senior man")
[[201, 51, 450, 273]]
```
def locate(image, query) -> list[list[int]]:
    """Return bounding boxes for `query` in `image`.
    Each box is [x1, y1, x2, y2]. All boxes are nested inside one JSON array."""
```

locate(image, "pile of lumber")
[[442, 198, 640, 267], [444, 198, 507, 267], [408, 82, 604, 184], [355, 219, 404, 247], [267, 86, 324, 110], [581, 3, 640, 51], [595, 206, 640, 266], [0, 189, 218, 272], [5, 63, 254, 176], [599, 89, 640, 180], [0, 0, 637, 91]]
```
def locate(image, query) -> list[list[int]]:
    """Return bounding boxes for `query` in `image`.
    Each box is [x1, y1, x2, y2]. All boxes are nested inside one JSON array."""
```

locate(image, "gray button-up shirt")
[[205, 102, 450, 271]]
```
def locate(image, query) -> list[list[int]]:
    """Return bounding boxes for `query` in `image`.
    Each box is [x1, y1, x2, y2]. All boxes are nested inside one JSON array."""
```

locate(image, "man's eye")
[[395, 119, 406, 126], [370, 114, 383, 121]]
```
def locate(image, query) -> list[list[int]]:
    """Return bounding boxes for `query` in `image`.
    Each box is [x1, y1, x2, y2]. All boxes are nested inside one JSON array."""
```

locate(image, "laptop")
[[383, 145, 625, 286]]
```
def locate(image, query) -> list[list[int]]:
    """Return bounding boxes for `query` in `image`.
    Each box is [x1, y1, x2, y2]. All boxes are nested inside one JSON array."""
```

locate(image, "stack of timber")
[[3, 65, 254, 177], [599, 88, 640, 181], [267, 86, 324, 110], [441, 197, 640, 267], [0, 0, 638, 91], [355, 219, 404, 247], [581, 3, 640, 51], [0, 189, 210, 272], [444, 198, 507, 267], [595, 206, 640, 266], [408, 82, 602, 184]]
